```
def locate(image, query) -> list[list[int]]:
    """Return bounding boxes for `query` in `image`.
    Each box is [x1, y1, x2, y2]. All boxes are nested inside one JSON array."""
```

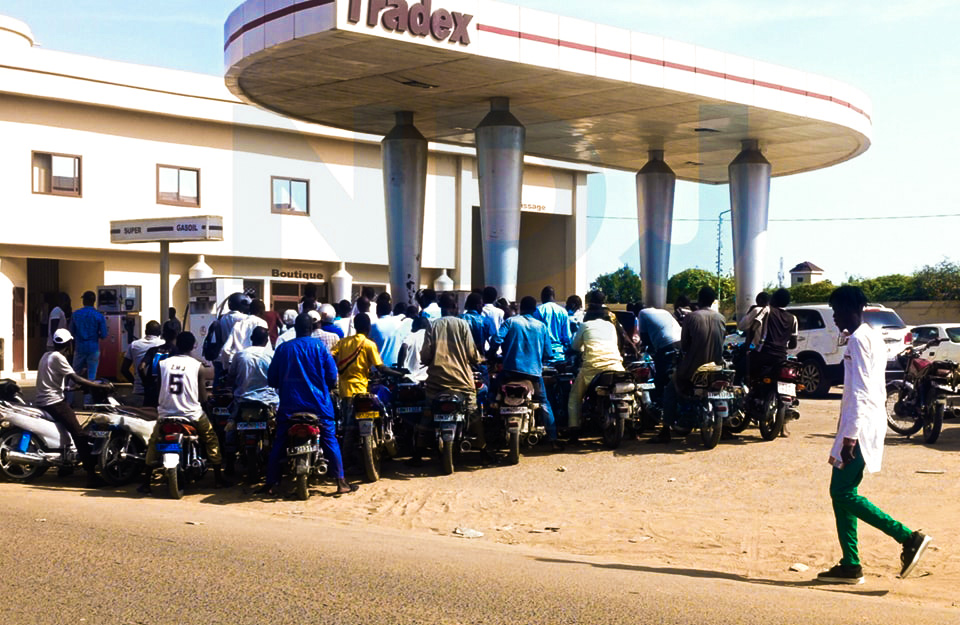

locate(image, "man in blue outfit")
[[69, 290, 108, 402], [490, 296, 562, 450], [264, 313, 351, 496], [533, 286, 571, 364], [461, 292, 489, 353]]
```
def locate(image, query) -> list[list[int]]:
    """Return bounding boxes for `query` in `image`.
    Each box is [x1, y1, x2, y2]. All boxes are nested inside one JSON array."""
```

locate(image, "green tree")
[[590, 265, 643, 304], [850, 274, 917, 302], [667, 268, 734, 305], [913, 260, 960, 301], [789, 280, 836, 303]]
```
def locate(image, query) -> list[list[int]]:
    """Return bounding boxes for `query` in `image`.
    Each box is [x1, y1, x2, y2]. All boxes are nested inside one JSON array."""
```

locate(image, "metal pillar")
[[159, 241, 170, 324], [382, 111, 428, 306], [636, 150, 676, 309], [475, 97, 525, 302], [728, 139, 771, 319]]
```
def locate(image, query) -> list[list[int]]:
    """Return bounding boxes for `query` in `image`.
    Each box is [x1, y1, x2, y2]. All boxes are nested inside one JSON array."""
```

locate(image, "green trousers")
[[830, 443, 912, 566]]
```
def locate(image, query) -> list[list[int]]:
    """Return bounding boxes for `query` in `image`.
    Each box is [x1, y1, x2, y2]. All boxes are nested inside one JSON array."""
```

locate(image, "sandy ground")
[[7, 390, 960, 610]]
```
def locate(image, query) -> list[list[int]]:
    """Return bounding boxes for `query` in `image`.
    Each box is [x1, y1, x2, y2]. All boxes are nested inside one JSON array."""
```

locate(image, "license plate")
[[395, 407, 421, 414], [707, 391, 735, 400], [639, 382, 656, 390], [288, 444, 318, 455], [610, 394, 632, 400], [777, 382, 796, 396], [87, 430, 110, 438], [213, 407, 230, 416], [355, 412, 378, 420], [434, 414, 458, 423], [156, 443, 181, 453], [499, 407, 527, 415], [236, 421, 267, 431]]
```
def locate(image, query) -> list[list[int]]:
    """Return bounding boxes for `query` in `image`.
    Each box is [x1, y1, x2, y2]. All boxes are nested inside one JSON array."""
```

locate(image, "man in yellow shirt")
[[332, 313, 403, 468]]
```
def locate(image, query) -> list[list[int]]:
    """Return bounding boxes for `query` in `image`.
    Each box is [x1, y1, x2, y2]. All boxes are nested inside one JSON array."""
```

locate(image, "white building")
[[0, 15, 592, 374], [789, 262, 826, 287]]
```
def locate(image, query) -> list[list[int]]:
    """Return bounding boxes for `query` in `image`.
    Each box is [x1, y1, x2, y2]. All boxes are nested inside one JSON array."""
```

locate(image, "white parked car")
[[785, 304, 911, 397], [908, 324, 960, 362]]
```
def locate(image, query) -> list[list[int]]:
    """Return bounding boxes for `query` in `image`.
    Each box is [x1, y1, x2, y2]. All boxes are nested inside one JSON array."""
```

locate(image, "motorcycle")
[[351, 391, 398, 483], [887, 339, 959, 444], [207, 386, 236, 474], [627, 355, 659, 434], [151, 416, 209, 499], [580, 370, 638, 449], [84, 392, 156, 486], [234, 400, 275, 484], [429, 393, 471, 475], [490, 376, 544, 465], [726, 353, 801, 440], [0, 380, 118, 482], [284, 412, 329, 500], [672, 364, 736, 449], [389, 379, 426, 457]]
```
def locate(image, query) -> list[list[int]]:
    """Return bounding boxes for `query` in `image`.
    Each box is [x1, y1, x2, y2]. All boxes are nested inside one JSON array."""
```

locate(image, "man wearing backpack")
[[139, 321, 178, 409]]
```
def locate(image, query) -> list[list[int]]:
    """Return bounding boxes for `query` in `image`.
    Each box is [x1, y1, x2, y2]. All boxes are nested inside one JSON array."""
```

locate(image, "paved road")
[[0, 484, 951, 625]]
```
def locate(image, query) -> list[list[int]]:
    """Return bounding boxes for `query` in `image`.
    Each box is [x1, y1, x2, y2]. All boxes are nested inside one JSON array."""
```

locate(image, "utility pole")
[[717, 209, 731, 300]]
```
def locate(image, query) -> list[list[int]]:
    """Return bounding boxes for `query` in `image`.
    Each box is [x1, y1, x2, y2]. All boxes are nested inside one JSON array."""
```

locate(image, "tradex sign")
[[347, 0, 473, 45]]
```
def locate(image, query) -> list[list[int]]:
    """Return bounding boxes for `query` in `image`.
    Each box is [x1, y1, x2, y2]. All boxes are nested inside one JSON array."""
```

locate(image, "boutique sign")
[[346, 0, 473, 45]]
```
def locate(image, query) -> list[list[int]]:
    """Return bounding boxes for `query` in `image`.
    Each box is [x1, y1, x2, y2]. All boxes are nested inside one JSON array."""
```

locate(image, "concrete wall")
[[884, 301, 960, 325]]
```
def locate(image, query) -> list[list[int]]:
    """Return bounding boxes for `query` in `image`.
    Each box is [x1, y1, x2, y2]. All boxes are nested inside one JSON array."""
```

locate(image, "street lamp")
[[717, 209, 731, 301]]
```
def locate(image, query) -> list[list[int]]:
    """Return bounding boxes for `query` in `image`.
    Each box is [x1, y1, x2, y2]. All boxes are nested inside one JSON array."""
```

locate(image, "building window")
[[797, 277, 804, 283], [271, 176, 309, 215], [32, 152, 81, 197], [157, 164, 200, 206]]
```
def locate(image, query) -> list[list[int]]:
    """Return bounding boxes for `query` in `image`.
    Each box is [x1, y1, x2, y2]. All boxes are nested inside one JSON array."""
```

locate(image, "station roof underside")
[[225, 2, 871, 184]]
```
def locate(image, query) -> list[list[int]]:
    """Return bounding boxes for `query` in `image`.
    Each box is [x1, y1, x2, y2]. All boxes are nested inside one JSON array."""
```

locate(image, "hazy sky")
[[4, 0, 959, 285]]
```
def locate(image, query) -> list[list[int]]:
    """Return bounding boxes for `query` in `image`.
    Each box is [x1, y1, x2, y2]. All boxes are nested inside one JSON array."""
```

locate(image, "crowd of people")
[[27, 280, 934, 582]]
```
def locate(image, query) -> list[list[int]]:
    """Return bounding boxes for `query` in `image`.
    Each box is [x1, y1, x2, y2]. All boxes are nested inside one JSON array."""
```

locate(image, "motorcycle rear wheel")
[[725, 407, 751, 434], [602, 416, 625, 449], [295, 473, 309, 500], [0, 429, 48, 482], [362, 434, 381, 483], [922, 401, 944, 445], [506, 431, 520, 465], [244, 445, 263, 484], [699, 404, 723, 450], [886, 387, 922, 435], [440, 439, 455, 475], [166, 467, 183, 500], [758, 395, 785, 441], [99, 434, 145, 486]]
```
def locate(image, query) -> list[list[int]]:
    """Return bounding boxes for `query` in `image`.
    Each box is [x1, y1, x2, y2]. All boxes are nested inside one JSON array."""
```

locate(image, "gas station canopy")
[[224, 0, 871, 184]]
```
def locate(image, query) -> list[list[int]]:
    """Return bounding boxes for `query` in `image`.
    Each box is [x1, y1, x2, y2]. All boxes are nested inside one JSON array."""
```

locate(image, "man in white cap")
[[35, 329, 114, 487], [309, 309, 340, 352], [282, 309, 298, 332]]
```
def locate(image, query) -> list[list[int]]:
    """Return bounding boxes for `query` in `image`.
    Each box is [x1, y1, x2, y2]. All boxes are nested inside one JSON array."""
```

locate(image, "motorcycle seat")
[[585, 370, 630, 397], [288, 412, 320, 424], [501, 380, 535, 401]]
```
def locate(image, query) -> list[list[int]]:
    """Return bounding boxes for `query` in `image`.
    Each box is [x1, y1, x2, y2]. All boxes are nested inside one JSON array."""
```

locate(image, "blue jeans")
[[72, 348, 100, 404], [266, 415, 343, 486], [73, 348, 100, 380]]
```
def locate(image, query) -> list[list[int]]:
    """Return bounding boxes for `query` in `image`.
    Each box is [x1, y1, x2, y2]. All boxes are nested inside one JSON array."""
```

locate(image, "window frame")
[[270, 175, 310, 216], [793, 309, 825, 332], [31, 151, 82, 198], [156, 164, 201, 207]]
